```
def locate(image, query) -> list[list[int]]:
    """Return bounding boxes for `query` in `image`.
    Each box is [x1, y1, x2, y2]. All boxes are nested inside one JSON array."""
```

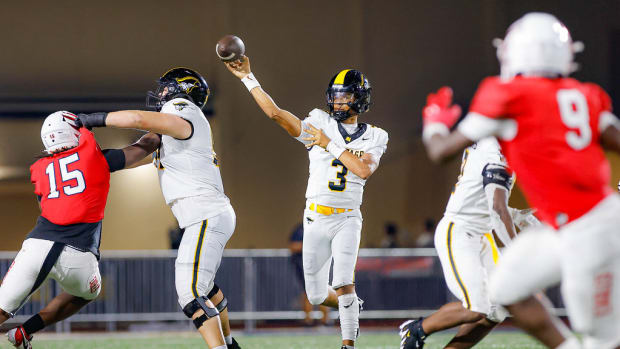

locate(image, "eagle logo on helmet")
[[146, 67, 211, 112]]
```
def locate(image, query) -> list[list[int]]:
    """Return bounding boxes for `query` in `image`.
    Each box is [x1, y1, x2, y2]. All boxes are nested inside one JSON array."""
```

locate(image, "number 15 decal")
[[45, 153, 86, 199]]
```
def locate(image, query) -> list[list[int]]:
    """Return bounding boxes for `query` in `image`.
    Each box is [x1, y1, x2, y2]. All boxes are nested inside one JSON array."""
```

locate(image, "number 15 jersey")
[[296, 109, 388, 209]]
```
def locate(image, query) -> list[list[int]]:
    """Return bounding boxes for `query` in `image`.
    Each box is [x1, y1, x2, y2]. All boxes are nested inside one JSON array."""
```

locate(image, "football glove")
[[77, 112, 108, 130], [422, 86, 461, 129]]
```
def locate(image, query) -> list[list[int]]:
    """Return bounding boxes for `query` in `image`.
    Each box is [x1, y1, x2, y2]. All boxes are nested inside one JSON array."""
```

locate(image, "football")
[[216, 35, 245, 62]]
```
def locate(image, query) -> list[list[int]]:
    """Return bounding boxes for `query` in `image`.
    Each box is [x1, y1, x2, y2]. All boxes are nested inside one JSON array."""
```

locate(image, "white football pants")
[[302, 207, 362, 305], [490, 194, 620, 349], [435, 217, 507, 322], [175, 205, 235, 308], [0, 238, 101, 316]]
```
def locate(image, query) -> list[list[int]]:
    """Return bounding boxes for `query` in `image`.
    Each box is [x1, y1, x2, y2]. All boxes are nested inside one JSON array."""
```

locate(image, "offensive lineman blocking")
[[78, 68, 240, 349], [224, 57, 388, 349]]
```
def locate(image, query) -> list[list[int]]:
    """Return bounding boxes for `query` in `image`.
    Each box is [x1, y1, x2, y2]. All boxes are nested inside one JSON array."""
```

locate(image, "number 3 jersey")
[[459, 76, 615, 228], [154, 98, 230, 228], [296, 109, 388, 209], [29, 128, 124, 257]]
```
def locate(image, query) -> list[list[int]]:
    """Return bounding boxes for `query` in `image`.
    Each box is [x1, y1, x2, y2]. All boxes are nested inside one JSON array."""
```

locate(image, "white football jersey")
[[444, 137, 513, 231], [296, 109, 388, 209], [153, 98, 230, 228]]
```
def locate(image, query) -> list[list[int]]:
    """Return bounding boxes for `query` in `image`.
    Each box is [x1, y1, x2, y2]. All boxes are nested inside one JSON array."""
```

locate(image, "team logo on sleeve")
[[173, 101, 189, 111]]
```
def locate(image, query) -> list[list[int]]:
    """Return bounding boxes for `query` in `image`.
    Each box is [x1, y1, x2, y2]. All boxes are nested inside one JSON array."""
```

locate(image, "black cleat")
[[399, 317, 426, 349], [227, 337, 241, 349]]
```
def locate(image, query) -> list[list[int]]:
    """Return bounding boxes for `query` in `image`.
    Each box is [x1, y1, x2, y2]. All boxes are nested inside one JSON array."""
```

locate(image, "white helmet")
[[496, 12, 583, 80], [41, 111, 81, 154]]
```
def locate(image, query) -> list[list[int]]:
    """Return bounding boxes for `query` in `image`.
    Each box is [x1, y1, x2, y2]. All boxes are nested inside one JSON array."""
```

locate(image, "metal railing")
[[0, 248, 565, 332]]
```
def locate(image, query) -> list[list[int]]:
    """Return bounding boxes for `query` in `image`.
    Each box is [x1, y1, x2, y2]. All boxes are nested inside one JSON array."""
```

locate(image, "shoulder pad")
[[482, 163, 512, 190]]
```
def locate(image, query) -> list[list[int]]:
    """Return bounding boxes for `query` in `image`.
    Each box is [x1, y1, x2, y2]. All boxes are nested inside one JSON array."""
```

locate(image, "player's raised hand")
[[422, 87, 462, 129], [224, 56, 251, 79], [303, 124, 331, 149]]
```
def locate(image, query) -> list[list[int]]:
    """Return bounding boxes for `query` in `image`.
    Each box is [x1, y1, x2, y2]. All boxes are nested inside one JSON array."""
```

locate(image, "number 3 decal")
[[45, 153, 86, 199], [557, 89, 592, 150], [329, 159, 348, 191]]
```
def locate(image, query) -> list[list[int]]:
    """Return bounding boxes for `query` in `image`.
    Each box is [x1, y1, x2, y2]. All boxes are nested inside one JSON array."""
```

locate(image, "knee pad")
[[307, 292, 327, 306], [206, 284, 228, 312], [182, 296, 220, 329]]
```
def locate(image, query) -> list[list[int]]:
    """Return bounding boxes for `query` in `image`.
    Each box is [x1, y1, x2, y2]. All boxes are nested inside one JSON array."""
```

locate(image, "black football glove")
[[77, 112, 108, 130]]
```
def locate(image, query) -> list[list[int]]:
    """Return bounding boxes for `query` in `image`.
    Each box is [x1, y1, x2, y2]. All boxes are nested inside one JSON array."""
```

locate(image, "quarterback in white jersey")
[[78, 68, 239, 349], [225, 57, 387, 349]]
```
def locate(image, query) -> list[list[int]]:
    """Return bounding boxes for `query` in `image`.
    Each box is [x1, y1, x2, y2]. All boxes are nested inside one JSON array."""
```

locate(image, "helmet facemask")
[[146, 78, 195, 111], [326, 70, 371, 122]]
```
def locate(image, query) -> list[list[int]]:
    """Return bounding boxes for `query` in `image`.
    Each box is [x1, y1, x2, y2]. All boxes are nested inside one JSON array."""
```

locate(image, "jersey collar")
[[337, 122, 367, 144]]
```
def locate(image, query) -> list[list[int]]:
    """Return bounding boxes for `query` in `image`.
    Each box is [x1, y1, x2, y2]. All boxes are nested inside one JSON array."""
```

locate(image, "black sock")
[[22, 314, 45, 335]]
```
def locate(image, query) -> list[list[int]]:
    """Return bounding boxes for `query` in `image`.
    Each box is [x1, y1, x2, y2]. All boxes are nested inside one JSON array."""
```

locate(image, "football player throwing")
[[0, 111, 159, 348], [421, 12, 620, 349], [78, 68, 240, 349], [224, 57, 388, 349]]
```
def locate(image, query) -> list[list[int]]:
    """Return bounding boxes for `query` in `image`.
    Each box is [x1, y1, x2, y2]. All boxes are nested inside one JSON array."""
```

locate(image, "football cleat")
[[7, 326, 32, 349], [227, 337, 241, 349], [399, 317, 426, 349]]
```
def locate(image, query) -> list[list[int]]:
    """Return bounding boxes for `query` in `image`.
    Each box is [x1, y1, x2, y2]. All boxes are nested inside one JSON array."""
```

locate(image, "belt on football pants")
[[308, 203, 353, 216]]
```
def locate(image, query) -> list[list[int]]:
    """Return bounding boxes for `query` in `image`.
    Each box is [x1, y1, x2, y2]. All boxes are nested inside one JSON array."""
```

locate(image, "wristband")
[[241, 73, 261, 92], [326, 141, 345, 159], [422, 123, 449, 143]]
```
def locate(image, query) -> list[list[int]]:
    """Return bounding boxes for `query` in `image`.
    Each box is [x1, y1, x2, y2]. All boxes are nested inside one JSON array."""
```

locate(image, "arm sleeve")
[[294, 109, 329, 145], [482, 163, 513, 191], [102, 149, 126, 172]]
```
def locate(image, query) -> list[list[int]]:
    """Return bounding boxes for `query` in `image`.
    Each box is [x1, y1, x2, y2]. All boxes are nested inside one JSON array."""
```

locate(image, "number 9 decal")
[[557, 89, 592, 150]]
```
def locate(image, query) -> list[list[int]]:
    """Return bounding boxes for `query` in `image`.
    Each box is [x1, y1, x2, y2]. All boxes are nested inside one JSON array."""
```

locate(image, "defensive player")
[[0, 111, 159, 348], [78, 68, 239, 349], [224, 57, 388, 349], [418, 12, 620, 349]]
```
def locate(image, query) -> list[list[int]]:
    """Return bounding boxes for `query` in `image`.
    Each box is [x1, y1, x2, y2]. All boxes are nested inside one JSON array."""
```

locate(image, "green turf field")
[[0, 331, 546, 348]]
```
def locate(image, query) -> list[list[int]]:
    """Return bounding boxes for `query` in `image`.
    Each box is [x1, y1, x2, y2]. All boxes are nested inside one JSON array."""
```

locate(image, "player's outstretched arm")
[[485, 185, 516, 248], [304, 124, 377, 179], [120, 132, 161, 168], [78, 111, 192, 140], [224, 56, 302, 138]]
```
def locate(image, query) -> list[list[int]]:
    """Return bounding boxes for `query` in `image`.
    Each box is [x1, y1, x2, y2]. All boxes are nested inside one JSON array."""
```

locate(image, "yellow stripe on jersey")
[[485, 233, 500, 264], [447, 222, 471, 309], [334, 69, 351, 85]]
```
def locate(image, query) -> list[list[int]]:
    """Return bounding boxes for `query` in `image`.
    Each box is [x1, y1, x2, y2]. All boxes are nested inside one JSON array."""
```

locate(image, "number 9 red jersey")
[[30, 128, 111, 225]]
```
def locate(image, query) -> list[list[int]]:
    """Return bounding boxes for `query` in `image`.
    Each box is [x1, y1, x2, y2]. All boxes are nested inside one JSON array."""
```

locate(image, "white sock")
[[556, 336, 582, 349], [225, 335, 232, 345], [213, 346, 227, 349], [338, 293, 359, 342], [343, 346, 355, 349]]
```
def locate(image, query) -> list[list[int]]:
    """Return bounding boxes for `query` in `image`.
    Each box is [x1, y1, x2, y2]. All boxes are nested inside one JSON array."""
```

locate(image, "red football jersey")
[[469, 76, 613, 228], [30, 128, 111, 225]]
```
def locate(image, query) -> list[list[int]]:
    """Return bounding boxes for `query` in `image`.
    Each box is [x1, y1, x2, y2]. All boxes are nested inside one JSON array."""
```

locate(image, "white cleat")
[[7, 327, 32, 349]]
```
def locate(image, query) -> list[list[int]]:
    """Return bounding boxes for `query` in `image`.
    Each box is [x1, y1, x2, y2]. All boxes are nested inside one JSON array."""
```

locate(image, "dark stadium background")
[[1, 0, 619, 251]]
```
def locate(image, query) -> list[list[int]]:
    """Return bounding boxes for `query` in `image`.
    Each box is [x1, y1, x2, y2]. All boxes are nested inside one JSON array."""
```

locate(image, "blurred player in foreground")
[[416, 12, 620, 349], [224, 56, 388, 349], [78, 68, 240, 349], [0, 111, 159, 348]]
